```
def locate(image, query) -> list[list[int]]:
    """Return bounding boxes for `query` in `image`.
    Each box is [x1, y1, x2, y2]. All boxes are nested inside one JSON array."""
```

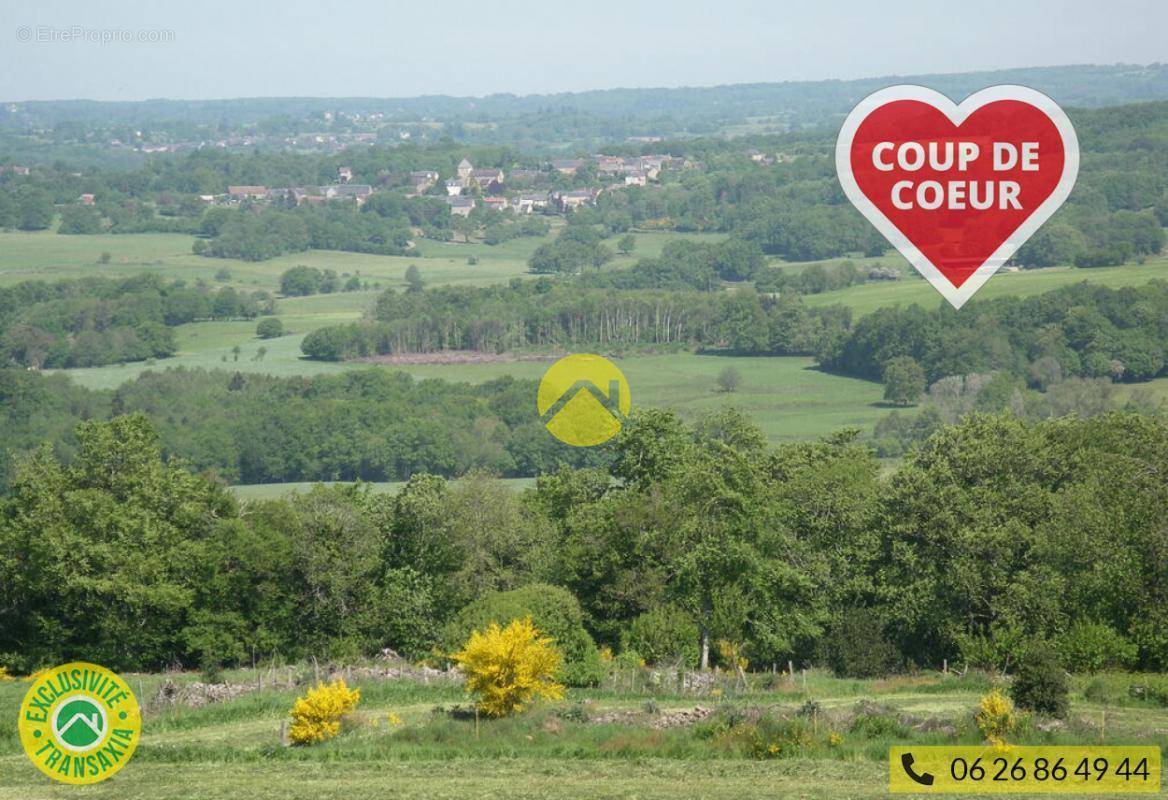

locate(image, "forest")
[[0, 274, 270, 369], [1, 408, 1165, 684], [300, 277, 848, 360], [0, 367, 605, 488], [302, 272, 1168, 395]]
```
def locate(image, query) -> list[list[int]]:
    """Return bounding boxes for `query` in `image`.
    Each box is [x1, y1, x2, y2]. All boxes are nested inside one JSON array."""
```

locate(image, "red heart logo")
[[837, 85, 1079, 308]]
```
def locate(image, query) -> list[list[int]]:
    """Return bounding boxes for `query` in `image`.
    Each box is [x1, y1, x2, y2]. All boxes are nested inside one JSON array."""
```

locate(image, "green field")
[[0, 230, 534, 291], [0, 668, 1162, 799], [797, 254, 1168, 317], [63, 351, 888, 442], [0, 229, 718, 294], [17, 228, 1168, 450]]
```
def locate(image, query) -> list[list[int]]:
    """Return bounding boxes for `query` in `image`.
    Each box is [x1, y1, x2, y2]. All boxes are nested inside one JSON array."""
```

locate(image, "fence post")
[[787, 660, 794, 684]]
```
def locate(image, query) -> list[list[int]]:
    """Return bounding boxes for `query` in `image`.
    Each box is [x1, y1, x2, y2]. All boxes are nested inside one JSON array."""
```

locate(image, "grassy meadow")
[[796, 252, 1168, 317], [12, 227, 1168, 490], [0, 667, 1163, 799], [0, 229, 719, 293]]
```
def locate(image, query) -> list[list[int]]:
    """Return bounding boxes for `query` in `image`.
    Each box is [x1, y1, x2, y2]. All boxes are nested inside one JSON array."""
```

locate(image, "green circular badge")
[[18, 662, 141, 784]]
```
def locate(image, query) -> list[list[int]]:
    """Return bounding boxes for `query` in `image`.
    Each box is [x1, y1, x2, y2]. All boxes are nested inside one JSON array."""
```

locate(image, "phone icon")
[[901, 753, 935, 786]]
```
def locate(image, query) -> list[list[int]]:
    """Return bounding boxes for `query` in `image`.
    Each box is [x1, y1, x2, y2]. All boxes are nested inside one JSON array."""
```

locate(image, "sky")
[[1, 0, 1166, 101]]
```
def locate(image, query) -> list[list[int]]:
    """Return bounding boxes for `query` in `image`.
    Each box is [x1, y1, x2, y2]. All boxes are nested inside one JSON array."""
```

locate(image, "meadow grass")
[[0, 668, 1163, 799], [796, 253, 1168, 317], [64, 350, 888, 442], [0, 230, 532, 291], [0, 229, 714, 293]]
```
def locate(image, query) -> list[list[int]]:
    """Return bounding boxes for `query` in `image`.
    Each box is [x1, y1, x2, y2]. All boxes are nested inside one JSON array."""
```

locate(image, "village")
[[203, 151, 689, 218]]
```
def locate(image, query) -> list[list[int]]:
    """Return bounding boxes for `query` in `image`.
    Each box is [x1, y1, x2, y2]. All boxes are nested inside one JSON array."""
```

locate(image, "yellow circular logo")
[[537, 353, 631, 447], [18, 662, 141, 785]]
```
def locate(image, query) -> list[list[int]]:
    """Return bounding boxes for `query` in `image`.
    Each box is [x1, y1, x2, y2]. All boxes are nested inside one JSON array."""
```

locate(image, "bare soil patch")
[[356, 350, 560, 366]]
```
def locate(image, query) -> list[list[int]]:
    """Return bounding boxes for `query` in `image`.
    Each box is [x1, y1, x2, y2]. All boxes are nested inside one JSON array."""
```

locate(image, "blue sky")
[[2, 0, 1165, 101]]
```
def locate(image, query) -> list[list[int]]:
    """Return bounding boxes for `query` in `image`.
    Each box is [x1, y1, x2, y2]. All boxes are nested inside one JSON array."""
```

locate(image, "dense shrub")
[[452, 617, 564, 717], [975, 689, 1017, 747], [821, 608, 902, 678], [1010, 645, 1069, 718], [621, 605, 700, 667], [280, 266, 337, 296], [442, 584, 603, 686], [256, 318, 285, 339], [1055, 622, 1137, 673], [288, 679, 361, 745]]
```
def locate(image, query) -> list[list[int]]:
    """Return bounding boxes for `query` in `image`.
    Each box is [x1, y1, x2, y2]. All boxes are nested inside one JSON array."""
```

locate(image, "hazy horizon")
[[4, 61, 1163, 106], [2, 0, 1166, 103]]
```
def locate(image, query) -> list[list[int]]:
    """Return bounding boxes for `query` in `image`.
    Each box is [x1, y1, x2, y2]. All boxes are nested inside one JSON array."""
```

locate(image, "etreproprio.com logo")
[[16, 26, 176, 44]]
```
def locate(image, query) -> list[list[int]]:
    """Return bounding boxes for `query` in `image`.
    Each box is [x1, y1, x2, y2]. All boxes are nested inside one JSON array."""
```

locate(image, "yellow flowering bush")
[[452, 617, 565, 718], [976, 688, 1017, 748], [0, 666, 13, 681], [386, 712, 403, 726], [288, 679, 361, 745], [717, 639, 749, 671]]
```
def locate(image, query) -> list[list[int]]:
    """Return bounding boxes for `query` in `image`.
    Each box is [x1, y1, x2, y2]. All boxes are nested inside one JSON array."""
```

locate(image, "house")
[[78, 193, 96, 205], [551, 159, 584, 175], [456, 158, 474, 180], [551, 188, 598, 211], [267, 187, 311, 205], [508, 168, 542, 183], [323, 184, 373, 204], [624, 171, 647, 187], [445, 178, 464, 196], [338, 167, 353, 183], [445, 196, 476, 216], [11, 165, 30, 176], [227, 185, 268, 200], [469, 168, 504, 192], [482, 196, 508, 211], [408, 170, 439, 193], [595, 156, 624, 176], [512, 192, 550, 214]]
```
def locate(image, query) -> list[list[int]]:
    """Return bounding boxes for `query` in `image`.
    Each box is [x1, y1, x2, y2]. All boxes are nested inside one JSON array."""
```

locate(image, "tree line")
[[0, 274, 270, 369], [821, 280, 1168, 385], [2, 408, 1165, 682], [0, 366, 604, 489], [302, 272, 1168, 404], [191, 199, 430, 261], [301, 276, 849, 361]]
